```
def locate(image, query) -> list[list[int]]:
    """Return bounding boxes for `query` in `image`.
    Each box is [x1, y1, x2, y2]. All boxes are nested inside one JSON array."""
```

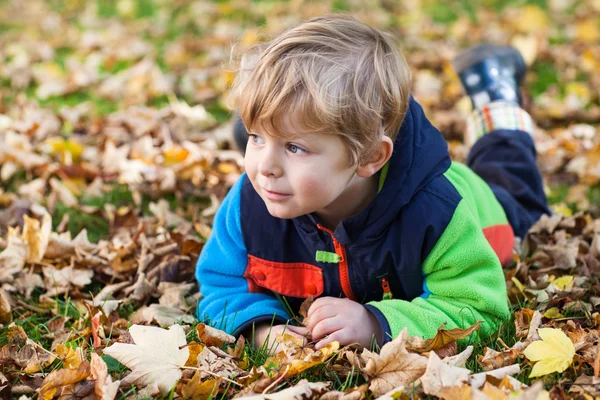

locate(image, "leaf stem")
[[262, 364, 290, 394], [181, 366, 243, 387]]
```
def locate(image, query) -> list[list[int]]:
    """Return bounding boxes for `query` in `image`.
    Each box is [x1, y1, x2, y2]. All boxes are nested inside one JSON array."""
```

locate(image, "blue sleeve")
[[195, 174, 291, 336]]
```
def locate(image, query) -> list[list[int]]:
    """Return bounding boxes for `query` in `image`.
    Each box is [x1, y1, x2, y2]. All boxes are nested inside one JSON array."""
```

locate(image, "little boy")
[[195, 14, 549, 350]]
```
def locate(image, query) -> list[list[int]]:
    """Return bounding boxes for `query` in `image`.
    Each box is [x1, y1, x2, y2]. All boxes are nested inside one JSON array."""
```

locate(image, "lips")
[[263, 188, 291, 200]]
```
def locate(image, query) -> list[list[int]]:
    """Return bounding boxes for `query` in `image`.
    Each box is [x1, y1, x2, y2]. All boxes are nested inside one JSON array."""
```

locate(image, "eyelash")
[[248, 134, 309, 155]]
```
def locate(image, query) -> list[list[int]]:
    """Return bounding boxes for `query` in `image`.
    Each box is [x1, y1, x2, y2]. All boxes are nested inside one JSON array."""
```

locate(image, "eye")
[[288, 144, 308, 154], [248, 134, 264, 145]]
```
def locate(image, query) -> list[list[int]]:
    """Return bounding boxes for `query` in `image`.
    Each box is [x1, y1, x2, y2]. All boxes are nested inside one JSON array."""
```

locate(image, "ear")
[[355, 136, 394, 178]]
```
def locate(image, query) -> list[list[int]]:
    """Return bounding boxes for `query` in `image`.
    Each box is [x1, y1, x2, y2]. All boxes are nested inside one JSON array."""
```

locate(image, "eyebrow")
[[250, 129, 318, 146]]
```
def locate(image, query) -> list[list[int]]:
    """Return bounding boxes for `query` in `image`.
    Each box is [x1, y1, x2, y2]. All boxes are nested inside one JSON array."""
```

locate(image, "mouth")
[[263, 189, 291, 200]]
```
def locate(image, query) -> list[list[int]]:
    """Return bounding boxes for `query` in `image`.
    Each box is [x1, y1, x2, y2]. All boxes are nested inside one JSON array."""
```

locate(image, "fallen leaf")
[[236, 379, 329, 399], [103, 324, 189, 395], [131, 303, 195, 327], [56, 344, 84, 369], [406, 321, 481, 353], [420, 351, 470, 397], [38, 361, 90, 400], [362, 328, 428, 397], [90, 352, 121, 400], [180, 373, 221, 400], [196, 323, 236, 347], [523, 328, 575, 377]]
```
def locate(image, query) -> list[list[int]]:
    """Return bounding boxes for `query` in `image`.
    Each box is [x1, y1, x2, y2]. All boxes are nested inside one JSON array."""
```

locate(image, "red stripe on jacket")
[[482, 223, 514, 266]]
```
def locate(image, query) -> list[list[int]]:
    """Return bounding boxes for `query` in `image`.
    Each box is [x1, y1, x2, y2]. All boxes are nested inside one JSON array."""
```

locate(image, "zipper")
[[317, 224, 357, 301]]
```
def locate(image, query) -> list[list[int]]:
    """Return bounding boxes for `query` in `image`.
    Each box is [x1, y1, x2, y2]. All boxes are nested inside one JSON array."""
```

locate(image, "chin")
[[265, 204, 302, 220]]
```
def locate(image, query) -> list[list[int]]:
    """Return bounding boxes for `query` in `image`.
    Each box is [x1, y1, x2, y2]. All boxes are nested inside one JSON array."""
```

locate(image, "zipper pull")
[[381, 278, 393, 300], [316, 250, 341, 263]]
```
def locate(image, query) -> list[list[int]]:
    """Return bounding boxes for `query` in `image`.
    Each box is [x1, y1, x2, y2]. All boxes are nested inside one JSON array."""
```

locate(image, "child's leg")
[[465, 101, 550, 238], [453, 44, 550, 238]]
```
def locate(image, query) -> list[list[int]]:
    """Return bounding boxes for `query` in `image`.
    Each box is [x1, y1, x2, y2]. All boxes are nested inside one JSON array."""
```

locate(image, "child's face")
[[244, 125, 357, 220]]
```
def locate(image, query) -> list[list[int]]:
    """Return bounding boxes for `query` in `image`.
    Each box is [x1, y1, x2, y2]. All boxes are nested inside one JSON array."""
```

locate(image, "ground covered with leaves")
[[1, 0, 600, 399]]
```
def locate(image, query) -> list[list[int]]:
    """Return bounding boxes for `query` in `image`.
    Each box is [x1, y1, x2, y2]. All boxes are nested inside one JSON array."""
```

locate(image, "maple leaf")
[[420, 351, 470, 397], [523, 328, 575, 378], [103, 324, 189, 395], [361, 328, 428, 397]]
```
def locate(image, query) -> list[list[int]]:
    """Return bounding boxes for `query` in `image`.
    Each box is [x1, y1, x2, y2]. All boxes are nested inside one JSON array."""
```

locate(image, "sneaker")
[[452, 44, 527, 109]]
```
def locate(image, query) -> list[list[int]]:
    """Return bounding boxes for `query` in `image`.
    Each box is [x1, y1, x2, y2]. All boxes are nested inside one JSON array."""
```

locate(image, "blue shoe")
[[452, 44, 527, 109]]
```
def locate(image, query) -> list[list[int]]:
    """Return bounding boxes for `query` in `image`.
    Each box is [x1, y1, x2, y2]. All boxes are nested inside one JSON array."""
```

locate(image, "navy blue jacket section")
[[467, 129, 550, 238]]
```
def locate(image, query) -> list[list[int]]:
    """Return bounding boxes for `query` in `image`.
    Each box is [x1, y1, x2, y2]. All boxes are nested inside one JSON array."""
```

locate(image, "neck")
[[314, 174, 378, 231]]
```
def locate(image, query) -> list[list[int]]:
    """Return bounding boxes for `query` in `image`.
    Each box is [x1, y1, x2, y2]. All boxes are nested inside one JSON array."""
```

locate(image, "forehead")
[[253, 113, 325, 143]]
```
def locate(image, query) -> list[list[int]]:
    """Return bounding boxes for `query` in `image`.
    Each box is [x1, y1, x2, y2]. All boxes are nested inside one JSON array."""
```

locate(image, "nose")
[[257, 146, 284, 178]]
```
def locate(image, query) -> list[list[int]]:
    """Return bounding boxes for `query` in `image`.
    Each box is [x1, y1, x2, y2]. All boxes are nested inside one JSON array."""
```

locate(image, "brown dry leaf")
[[131, 303, 195, 327], [406, 321, 481, 353], [437, 384, 476, 400], [21, 213, 52, 263], [196, 323, 236, 347], [38, 361, 91, 400], [196, 345, 244, 380], [237, 379, 330, 399], [470, 364, 522, 389], [0, 290, 12, 324], [298, 295, 314, 320], [42, 264, 94, 296], [7, 324, 28, 346], [285, 341, 340, 376], [420, 351, 470, 397], [103, 324, 189, 395], [180, 373, 221, 400], [185, 342, 205, 367], [319, 384, 368, 400], [90, 352, 121, 400], [477, 347, 522, 371], [0, 372, 10, 400], [362, 328, 428, 397], [570, 374, 600, 396]]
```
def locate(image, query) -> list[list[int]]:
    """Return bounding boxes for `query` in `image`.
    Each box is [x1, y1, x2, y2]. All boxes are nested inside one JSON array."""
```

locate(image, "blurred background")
[[0, 0, 599, 239]]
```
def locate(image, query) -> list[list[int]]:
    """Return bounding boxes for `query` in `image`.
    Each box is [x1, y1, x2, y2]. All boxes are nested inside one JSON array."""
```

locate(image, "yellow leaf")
[[575, 19, 600, 43], [511, 34, 539, 66], [543, 308, 564, 319], [180, 373, 221, 400], [56, 344, 84, 369], [164, 146, 189, 166], [523, 328, 575, 377], [39, 361, 90, 400], [565, 82, 592, 107], [551, 275, 574, 290], [514, 5, 548, 33], [44, 137, 83, 164]]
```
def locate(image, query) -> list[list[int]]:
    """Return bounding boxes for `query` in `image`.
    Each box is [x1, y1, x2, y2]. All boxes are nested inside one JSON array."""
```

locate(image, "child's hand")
[[303, 297, 383, 350], [253, 323, 310, 354]]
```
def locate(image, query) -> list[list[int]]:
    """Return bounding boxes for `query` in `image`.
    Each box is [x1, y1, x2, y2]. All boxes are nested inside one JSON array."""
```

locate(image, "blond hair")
[[226, 14, 412, 166]]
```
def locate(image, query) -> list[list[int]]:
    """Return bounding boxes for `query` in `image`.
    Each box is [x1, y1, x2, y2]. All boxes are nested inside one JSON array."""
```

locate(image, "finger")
[[305, 297, 339, 324], [311, 316, 345, 340], [284, 325, 311, 337], [315, 330, 343, 350], [304, 305, 337, 332]]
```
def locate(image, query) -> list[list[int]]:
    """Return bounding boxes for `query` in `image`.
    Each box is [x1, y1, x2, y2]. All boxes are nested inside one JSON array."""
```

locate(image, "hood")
[[302, 96, 452, 244]]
